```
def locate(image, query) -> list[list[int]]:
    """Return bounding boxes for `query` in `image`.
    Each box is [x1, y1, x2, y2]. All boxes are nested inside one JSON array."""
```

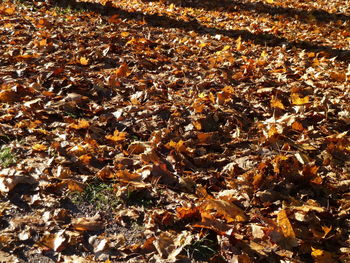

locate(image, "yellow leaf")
[[32, 144, 47, 152], [291, 93, 309, 105], [260, 50, 268, 58], [79, 57, 89, 66], [236, 36, 243, 51], [166, 140, 187, 153], [277, 209, 295, 238], [270, 96, 285, 110], [120, 31, 130, 37], [222, 45, 231, 52], [265, 0, 274, 3], [268, 124, 279, 138], [311, 248, 334, 263]]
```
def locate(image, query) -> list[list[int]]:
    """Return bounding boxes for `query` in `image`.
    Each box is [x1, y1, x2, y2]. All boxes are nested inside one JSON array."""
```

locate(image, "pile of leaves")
[[1, 0, 350, 262]]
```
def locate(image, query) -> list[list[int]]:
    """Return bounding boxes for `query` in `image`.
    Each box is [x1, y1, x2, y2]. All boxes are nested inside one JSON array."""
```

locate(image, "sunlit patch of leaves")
[[70, 180, 121, 211], [0, 147, 16, 168]]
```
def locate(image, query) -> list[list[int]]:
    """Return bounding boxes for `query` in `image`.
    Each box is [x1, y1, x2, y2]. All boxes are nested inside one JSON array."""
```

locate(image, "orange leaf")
[[5, 7, 15, 15], [113, 63, 130, 78], [330, 71, 346, 82], [72, 216, 103, 231], [200, 199, 247, 223], [193, 212, 230, 235], [0, 90, 17, 103], [105, 130, 127, 142], [69, 119, 90, 130], [115, 170, 141, 182], [176, 206, 200, 220], [108, 14, 121, 23], [79, 154, 92, 165], [166, 140, 187, 153], [277, 209, 295, 238], [65, 179, 85, 192], [291, 121, 304, 131], [120, 31, 130, 37]]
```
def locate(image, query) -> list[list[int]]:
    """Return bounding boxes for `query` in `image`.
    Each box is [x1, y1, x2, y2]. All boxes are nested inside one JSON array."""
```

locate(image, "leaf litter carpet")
[[0, 0, 350, 262]]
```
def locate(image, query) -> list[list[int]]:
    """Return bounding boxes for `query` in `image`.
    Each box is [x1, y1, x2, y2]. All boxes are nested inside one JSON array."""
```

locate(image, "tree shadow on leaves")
[[48, 0, 350, 61], [176, 0, 350, 24]]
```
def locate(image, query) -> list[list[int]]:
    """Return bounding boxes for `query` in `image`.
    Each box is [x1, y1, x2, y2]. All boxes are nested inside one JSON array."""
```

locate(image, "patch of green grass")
[[70, 181, 121, 210], [63, 111, 82, 119], [123, 188, 156, 208], [184, 233, 218, 261], [0, 147, 16, 168], [53, 5, 87, 16]]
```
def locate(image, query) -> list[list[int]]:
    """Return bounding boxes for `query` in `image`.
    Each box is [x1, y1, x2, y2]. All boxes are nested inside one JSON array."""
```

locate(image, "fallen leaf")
[[113, 63, 130, 78], [291, 93, 309, 105], [32, 144, 48, 152], [200, 199, 247, 222], [271, 96, 285, 110], [79, 57, 89, 66], [105, 130, 127, 142], [69, 119, 90, 130], [311, 248, 335, 263], [72, 215, 104, 231]]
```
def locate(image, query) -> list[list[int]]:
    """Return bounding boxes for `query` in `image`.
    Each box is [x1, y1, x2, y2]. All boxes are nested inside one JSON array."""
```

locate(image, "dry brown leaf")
[[39, 230, 67, 252], [113, 63, 130, 78], [0, 173, 36, 193], [200, 199, 247, 223], [72, 215, 104, 231], [176, 206, 200, 220], [153, 231, 192, 260], [277, 209, 295, 239]]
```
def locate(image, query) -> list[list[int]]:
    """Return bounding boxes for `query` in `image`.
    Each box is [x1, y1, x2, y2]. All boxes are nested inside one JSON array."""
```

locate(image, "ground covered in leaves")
[[1, 0, 350, 262]]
